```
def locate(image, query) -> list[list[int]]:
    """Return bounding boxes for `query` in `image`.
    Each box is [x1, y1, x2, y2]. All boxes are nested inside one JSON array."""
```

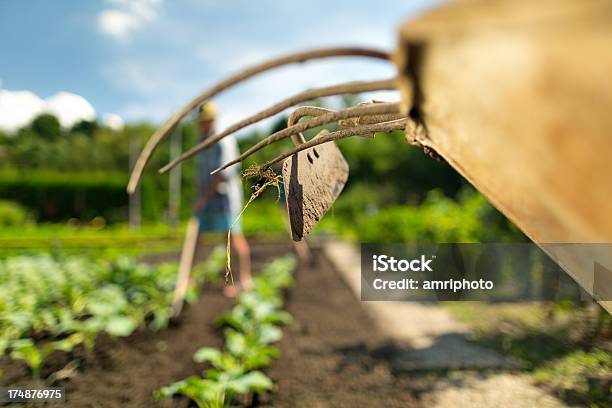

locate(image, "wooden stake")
[[172, 216, 200, 317]]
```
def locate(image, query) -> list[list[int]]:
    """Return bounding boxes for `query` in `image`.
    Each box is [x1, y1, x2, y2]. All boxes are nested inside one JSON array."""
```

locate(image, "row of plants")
[[157, 256, 297, 407], [0, 248, 226, 378]]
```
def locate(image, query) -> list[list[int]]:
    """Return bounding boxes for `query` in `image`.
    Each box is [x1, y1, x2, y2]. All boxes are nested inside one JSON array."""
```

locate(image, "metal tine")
[[126, 47, 392, 193], [287, 106, 333, 145], [212, 118, 408, 176], [158, 79, 398, 174], [202, 102, 402, 175], [284, 106, 402, 141], [260, 118, 409, 170]]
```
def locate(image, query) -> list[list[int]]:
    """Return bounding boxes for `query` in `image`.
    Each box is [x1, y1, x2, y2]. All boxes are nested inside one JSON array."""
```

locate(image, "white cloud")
[[98, 10, 141, 39], [94, 0, 437, 131], [102, 113, 125, 130], [0, 90, 45, 132], [210, 59, 398, 132], [45, 92, 96, 128], [0, 89, 99, 133], [98, 0, 162, 40], [107, 52, 398, 134]]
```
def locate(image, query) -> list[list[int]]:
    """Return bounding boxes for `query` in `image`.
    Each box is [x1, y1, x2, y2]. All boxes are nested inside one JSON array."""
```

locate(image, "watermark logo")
[[372, 254, 435, 272], [361, 243, 609, 302]]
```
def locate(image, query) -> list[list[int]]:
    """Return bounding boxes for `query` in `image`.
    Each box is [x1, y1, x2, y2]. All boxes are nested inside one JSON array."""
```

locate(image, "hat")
[[198, 101, 217, 122]]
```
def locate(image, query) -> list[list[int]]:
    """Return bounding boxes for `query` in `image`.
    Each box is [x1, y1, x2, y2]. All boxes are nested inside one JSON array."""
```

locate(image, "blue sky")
[[0, 0, 442, 132]]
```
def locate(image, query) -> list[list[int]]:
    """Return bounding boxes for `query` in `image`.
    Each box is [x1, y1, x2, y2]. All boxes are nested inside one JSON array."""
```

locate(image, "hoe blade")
[[282, 130, 349, 241]]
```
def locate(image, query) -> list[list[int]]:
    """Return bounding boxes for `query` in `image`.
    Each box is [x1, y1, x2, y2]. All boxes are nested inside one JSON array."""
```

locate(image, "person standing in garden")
[[191, 101, 252, 297]]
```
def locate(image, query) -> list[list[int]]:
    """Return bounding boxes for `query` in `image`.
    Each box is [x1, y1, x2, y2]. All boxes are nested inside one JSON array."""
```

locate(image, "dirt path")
[[263, 248, 420, 407], [323, 240, 569, 408]]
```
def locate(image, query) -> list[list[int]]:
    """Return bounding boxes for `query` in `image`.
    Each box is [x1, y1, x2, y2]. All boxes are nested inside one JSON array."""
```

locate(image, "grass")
[[445, 302, 611, 406], [534, 349, 611, 404], [0, 201, 289, 258], [0, 222, 180, 245], [0, 223, 183, 259]]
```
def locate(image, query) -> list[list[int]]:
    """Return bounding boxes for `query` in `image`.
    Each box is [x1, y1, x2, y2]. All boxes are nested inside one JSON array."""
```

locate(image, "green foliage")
[[0, 200, 32, 227], [316, 187, 526, 243], [157, 256, 296, 407], [31, 114, 61, 141], [0, 223, 182, 256], [0, 251, 225, 375], [70, 120, 99, 137], [534, 349, 611, 404], [0, 115, 198, 222], [0, 168, 171, 222], [224, 329, 280, 370], [10, 334, 82, 378], [338, 130, 465, 201], [242, 201, 287, 236], [216, 300, 291, 339], [447, 302, 611, 405], [341, 188, 516, 243], [156, 371, 272, 408], [1, 99, 527, 241], [0, 170, 135, 222]]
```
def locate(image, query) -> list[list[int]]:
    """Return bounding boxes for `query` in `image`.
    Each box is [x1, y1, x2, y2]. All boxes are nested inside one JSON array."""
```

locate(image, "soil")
[[0, 242, 421, 407], [261, 248, 420, 408]]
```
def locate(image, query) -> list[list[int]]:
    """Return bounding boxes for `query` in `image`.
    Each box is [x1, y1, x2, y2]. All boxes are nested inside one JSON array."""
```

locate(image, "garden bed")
[[1, 243, 419, 407], [262, 248, 420, 408]]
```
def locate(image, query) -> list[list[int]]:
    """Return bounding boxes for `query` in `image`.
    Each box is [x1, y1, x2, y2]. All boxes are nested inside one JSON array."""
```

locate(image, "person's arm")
[[193, 174, 227, 211]]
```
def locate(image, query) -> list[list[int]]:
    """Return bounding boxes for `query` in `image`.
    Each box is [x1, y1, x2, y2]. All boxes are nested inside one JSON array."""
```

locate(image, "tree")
[[71, 120, 99, 137], [31, 113, 61, 140], [269, 115, 288, 134]]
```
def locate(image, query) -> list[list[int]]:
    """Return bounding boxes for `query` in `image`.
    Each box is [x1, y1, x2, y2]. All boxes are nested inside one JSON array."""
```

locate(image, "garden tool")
[[281, 129, 348, 241], [172, 216, 200, 317]]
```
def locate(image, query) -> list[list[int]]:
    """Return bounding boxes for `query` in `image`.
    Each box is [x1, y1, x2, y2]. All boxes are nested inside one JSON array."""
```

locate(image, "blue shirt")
[[195, 135, 243, 216]]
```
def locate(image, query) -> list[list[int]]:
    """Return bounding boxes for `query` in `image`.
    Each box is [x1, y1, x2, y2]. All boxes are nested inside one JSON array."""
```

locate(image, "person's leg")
[[231, 232, 253, 290]]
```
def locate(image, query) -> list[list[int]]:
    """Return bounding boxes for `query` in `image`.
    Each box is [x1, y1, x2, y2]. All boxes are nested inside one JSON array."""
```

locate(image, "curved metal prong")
[[259, 117, 408, 170], [126, 47, 391, 194], [208, 102, 401, 174], [211, 117, 408, 175], [158, 79, 398, 174]]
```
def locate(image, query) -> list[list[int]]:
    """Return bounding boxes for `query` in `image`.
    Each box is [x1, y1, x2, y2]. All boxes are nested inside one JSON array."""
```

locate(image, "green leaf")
[[227, 371, 273, 394], [49, 333, 84, 353], [0, 338, 9, 356], [224, 329, 279, 370], [155, 375, 226, 408], [224, 330, 247, 356], [154, 378, 189, 400], [105, 316, 136, 337], [261, 310, 292, 325], [194, 347, 223, 365], [258, 324, 283, 344], [10, 339, 42, 373], [85, 285, 127, 316], [149, 307, 171, 331]]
